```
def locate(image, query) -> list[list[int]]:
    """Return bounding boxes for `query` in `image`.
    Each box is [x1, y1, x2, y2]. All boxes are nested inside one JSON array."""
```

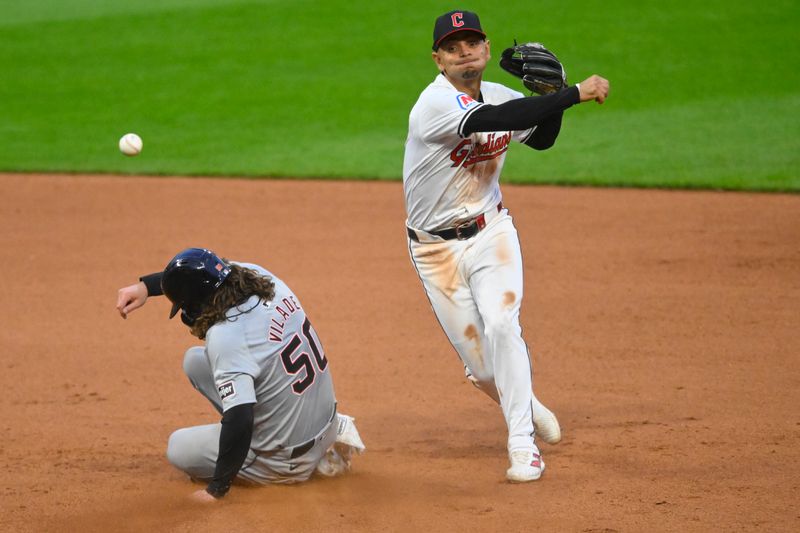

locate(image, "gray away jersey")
[[204, 263, 335, 452]]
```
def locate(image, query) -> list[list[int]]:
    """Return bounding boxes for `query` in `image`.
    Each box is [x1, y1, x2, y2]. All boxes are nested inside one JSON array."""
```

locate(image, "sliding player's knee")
[[166, 428, 192, 471], [182, 346, 208, 381]]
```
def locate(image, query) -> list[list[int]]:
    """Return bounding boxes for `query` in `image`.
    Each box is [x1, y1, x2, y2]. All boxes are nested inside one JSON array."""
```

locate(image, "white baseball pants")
[[408, 210, 540, 453]]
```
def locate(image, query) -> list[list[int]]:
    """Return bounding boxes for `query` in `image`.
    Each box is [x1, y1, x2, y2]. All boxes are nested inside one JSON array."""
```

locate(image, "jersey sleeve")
[[501, 85, 536, 143], [206, 324, 259, 412], [412, 88, 485, 142]]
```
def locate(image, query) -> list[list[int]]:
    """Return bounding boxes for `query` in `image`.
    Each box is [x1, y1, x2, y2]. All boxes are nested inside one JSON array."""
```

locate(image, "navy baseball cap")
[[432, 10, 486, 50]]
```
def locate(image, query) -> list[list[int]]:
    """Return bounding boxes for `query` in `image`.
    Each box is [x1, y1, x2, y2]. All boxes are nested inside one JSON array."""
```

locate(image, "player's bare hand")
[[116, 282, 148, 319], [578, 75, 610, 104], [189, 489, 218, 503]]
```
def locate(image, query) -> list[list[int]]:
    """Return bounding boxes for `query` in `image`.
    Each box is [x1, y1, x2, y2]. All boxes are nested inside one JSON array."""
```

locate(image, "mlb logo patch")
[[218, 381, 236, 401], [456, 93, 478, 110]]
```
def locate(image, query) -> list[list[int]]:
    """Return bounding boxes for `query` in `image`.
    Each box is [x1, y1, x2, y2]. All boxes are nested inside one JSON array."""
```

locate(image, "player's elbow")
[[527, 137, 556, 151]]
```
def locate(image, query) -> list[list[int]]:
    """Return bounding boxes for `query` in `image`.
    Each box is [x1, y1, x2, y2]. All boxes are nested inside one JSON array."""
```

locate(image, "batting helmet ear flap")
[[180, 307, 201, 327], [161, 248, 231, 320]]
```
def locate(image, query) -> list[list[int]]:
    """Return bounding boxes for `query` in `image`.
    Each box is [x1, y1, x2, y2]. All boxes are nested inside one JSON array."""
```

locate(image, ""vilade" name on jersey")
[[450, 132, 511, 168], [268, 296, 302, 342]]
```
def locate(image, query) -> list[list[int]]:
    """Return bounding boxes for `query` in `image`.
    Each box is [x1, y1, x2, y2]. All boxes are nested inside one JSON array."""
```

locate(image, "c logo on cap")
[[451, 12, 464, 27]]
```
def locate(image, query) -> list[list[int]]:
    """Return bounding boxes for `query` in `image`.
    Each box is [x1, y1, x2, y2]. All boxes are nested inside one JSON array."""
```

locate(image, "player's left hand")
[[189, 489, 218, 503], [499, 42, 567, 95], [116, 281, 148, 319]]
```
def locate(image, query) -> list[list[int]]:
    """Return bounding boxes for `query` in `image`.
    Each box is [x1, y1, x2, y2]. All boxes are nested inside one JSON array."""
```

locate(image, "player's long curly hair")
[[190, 263, 275, 339]]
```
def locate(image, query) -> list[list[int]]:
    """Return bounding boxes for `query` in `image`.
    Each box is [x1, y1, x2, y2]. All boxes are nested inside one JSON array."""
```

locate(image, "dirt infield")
[[1, 173, 798, 532]]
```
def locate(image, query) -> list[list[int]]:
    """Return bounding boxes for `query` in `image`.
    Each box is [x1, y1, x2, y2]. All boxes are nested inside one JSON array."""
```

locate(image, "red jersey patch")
[[457, 93, 478, 110]]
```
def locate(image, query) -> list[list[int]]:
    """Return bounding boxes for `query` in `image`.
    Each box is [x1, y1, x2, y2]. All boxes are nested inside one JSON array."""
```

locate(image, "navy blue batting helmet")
[[161, 248, 231, 320]]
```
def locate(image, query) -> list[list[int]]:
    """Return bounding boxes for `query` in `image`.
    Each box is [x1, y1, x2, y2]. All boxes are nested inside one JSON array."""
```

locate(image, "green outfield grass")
[[1, 0, 797, 190]]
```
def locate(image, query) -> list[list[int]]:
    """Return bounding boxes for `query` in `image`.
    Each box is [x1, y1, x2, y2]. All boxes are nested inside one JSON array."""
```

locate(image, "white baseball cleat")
[[316, 413, 366, 478], [316, 447, 349, 477], [506, 448, 546, 483], [334, 413, 366, 452], [532, 401, 562, 445]]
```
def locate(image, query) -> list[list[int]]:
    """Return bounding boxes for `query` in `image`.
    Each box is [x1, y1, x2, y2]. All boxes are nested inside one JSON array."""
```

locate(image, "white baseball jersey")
[[204, 263, 335, 452], [403, 73, 535, 231], [403, 73, 559, 458]]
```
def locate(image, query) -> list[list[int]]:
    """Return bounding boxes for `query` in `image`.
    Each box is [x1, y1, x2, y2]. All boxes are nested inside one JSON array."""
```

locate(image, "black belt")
[[290, 439, 315, 459], [408, 202, 503, 242]]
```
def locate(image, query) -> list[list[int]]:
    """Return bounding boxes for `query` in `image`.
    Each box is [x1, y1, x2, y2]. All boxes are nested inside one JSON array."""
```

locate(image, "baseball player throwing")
[[116, 248, 365, 500], [403, 10, 609, 482]]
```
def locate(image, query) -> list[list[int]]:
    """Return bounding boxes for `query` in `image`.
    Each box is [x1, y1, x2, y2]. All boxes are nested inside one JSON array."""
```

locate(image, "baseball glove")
[[499, 42, 567, 95]]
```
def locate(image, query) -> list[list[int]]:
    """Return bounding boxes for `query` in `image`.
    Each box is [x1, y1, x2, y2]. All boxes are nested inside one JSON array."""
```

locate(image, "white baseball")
[[119, 133, 143, 156]]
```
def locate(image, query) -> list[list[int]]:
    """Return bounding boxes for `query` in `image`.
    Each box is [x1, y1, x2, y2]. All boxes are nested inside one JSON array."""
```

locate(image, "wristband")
[[139, 272, 163, 297]]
